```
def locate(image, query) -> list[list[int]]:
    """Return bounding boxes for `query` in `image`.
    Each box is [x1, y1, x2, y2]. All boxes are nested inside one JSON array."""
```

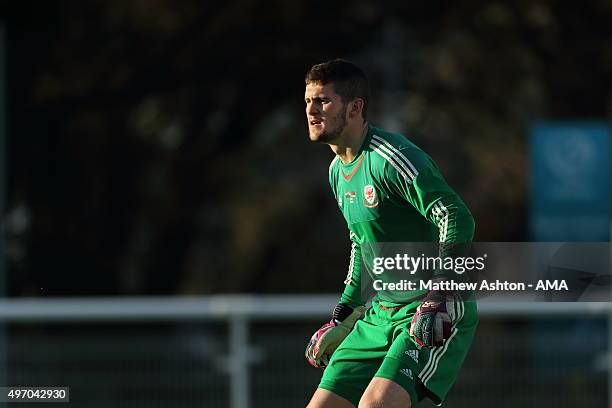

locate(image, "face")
[[304, 82, 347, 144]]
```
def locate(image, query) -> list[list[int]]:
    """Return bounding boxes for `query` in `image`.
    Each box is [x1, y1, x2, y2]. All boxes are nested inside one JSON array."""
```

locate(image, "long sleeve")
[[338, 231, 364, 308], [383, 146, 475, 272], [329, 157, 365, 307]]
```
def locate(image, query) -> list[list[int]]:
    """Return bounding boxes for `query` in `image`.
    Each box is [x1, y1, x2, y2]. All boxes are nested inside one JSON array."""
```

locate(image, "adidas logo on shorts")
[[399, 368, 413, 379]]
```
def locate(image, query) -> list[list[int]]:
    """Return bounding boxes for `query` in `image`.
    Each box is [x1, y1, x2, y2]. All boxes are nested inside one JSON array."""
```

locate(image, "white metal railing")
[[0, 296, 609, 321], [0, 295, 610, 408]]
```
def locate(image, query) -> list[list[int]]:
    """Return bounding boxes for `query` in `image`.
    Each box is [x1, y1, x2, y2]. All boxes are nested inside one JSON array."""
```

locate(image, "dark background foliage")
[[3, 0, 611, 296]]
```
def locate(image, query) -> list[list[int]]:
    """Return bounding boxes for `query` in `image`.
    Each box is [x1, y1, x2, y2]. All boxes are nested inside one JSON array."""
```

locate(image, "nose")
[[306, 102, 319, 117]]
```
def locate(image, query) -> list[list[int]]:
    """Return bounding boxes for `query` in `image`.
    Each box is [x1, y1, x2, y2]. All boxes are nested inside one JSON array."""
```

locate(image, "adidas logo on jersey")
[[405, 349, 419, 363], [399, 368, 413, 379]]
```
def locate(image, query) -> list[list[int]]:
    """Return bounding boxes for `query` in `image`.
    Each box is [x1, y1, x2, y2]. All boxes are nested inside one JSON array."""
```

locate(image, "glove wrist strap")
[[332, 304, 354, 322]]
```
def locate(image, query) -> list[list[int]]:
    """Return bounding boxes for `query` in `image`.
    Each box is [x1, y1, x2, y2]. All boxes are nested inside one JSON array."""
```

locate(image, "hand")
[[410, 289, 460, 348], [305, 306, 366, 368]]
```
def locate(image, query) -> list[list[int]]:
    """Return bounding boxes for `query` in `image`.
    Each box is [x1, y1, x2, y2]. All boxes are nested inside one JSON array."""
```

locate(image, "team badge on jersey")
[[363, 185, 379, 208]]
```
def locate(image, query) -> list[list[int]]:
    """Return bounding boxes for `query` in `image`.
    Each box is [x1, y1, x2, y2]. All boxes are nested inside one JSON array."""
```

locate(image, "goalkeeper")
[[304, 59, 478, 408]]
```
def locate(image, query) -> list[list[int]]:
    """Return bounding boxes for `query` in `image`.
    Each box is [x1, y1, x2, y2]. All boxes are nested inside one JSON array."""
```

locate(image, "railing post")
[[0, 23, 7, 408], [609, 298, 612, 408], [608, 219, 612, 408], [229, 315, 250, 408]]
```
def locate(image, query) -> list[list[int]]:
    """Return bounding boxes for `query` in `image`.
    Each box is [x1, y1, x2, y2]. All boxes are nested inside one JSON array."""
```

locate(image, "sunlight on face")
[[304, 82, 347, 144]]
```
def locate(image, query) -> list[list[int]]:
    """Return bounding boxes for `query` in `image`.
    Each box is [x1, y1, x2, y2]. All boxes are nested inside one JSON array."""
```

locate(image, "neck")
[[331, 121, 369, 163]]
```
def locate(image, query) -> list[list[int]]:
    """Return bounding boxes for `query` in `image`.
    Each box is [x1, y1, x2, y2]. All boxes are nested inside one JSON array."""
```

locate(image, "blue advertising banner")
[[530, 122, 610, 241]]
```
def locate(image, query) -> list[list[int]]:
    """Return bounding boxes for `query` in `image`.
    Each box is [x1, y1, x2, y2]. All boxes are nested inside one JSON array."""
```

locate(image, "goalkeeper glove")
[[410, 287, 460, 348], [305, 305, 366, 368]]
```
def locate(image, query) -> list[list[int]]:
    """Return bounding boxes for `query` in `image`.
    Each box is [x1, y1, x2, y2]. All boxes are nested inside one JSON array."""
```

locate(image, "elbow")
[[464, 208, 476, 241]]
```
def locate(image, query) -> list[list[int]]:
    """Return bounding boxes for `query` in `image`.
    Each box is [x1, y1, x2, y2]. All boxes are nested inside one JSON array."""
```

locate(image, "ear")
[[348, 98, 364, 119]]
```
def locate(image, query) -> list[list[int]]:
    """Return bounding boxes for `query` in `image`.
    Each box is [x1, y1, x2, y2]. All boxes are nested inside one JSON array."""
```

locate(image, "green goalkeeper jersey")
[[329, 125, 475, 307]]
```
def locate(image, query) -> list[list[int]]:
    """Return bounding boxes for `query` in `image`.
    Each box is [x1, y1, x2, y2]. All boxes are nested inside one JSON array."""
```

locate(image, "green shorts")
[[319, 297, 478, 406]]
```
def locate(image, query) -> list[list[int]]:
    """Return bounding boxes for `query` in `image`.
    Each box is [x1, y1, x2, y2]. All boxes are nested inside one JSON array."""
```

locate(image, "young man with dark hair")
[[304, 59, 478, 408]]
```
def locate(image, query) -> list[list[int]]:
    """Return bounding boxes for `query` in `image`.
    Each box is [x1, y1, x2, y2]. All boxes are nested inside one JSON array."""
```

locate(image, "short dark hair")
[[305, 59, 370, 120]]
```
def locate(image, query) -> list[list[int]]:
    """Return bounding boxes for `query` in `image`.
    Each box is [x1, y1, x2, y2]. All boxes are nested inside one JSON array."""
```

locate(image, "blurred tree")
[[3, 0, 611, 296]]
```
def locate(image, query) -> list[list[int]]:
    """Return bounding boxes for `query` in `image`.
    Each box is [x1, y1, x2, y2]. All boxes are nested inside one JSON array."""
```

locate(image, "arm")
[[305, 231, 366, 368], [414, 166, 475, 276], [305, 157, 366, 368], [385, 148, 475, 276], [338, 231, 364, 308], [385, 146, 474, 347], [327, 157, 363, 308]]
